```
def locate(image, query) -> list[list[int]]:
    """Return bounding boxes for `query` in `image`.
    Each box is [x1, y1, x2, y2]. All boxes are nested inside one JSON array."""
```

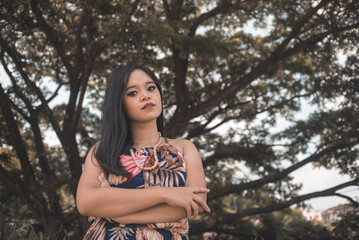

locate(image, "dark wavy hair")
[[94, 64, 163, 177]]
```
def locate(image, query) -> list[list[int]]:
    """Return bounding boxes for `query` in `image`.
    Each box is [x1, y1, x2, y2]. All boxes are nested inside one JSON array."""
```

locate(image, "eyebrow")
[[125, 81, 155, 91]]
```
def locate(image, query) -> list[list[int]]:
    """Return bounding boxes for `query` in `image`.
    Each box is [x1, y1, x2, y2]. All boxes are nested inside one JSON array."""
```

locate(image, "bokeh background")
[[0, 0, 358, 239]]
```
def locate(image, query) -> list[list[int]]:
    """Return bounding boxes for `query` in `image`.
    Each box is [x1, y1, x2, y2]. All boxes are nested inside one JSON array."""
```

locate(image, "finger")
[[185, 204, 192, 219], [98, 173, 110, 186], [193, 194, 211, 212], [191, 187, 210, 193], [98, 174, 105, 183], [101, 176, 109, 186], [190, 201, 199, 219], [98, 175, 103, 183]]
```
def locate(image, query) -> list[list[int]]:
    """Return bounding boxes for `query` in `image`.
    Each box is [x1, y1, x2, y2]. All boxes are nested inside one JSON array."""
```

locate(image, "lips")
[[142, 102, 155, 110]]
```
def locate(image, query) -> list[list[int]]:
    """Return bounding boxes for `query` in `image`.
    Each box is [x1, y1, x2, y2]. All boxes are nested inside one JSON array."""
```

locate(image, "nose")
[[141, 91, 151, 101]]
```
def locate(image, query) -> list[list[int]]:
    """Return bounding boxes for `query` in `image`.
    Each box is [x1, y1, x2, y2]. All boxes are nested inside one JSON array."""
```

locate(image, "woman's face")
[[123, 69, 162, 123]]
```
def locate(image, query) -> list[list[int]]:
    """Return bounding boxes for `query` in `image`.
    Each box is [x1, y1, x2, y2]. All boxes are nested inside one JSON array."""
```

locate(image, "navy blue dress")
[[83, 140, 188, 240]]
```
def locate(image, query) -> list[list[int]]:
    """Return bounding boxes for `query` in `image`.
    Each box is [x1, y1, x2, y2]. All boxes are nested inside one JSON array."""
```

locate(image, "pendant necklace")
[[129, 132, 161, 171]]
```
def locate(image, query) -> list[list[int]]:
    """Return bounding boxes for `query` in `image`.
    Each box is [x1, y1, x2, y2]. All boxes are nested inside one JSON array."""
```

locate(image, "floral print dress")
[[83, 138, 188, 240]]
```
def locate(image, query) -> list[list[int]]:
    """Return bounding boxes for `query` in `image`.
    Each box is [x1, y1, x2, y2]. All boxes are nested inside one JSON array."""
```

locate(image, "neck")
[[129, 120, 161, 147]]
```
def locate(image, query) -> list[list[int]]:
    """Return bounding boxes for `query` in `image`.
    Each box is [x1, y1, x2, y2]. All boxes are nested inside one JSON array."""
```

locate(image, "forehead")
[[127, 69, 154, 86]]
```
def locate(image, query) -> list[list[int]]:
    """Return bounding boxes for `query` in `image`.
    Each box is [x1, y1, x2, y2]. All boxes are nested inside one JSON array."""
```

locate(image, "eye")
[[127, 90, 138, 96], [148, 85, 156, 91]]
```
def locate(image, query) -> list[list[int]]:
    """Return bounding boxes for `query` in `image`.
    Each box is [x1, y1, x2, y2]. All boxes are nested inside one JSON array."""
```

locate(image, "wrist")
[[154, 187, 167, 204], [111, 216, 122, 224]]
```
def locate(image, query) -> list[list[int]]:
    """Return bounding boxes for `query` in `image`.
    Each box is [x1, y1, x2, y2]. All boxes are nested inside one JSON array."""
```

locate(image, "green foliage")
[[255, 209, 332, 240], [0, 211, 68, 240], [330, 213, 359, 240]]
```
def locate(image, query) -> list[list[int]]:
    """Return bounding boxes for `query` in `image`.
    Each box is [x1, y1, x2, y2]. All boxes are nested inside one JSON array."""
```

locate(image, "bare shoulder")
[[164, 138, 199, 161], [84, 141, 102, 172], [77, 142, 104, 196], [87, 141, 100, 161]]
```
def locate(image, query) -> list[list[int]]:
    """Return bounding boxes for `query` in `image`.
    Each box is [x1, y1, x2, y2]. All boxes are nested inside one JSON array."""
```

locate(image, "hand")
[[98, 172, 211, 219], [161, 187, 210, 219], [98, 172, 110, 188]]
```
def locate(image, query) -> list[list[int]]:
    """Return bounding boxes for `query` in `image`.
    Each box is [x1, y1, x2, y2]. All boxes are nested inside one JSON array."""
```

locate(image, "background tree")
[[250, 208, 332, 240], [0, 0, 358, 238], [330, 212, 359, 240]]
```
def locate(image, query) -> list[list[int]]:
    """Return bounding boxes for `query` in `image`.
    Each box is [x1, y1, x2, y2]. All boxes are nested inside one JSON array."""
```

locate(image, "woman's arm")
[[111, 204, 188, 224], [182, 139, 208, 212], [97, 173, 189, 223], [98, 139, 209, 224], [76, 144, 209, 218]]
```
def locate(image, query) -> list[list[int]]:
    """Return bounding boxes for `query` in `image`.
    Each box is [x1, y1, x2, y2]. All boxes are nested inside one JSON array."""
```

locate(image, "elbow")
[[76, 195, 90, 216], [76, 189, 94, 216]]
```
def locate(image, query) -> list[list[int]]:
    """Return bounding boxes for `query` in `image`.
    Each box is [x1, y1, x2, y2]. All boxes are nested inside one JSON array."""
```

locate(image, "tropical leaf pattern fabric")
[[83, 141, 188, 240]]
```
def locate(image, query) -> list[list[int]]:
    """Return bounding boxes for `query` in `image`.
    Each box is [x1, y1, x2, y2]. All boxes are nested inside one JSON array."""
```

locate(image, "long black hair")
[[94, 64, 164, 177]]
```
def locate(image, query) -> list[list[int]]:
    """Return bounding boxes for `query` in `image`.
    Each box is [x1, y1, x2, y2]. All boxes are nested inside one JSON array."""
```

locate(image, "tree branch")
[[0, 84, 50, 219], [4, 95, 30, 121], [335, 193, 359, 208], [185, 0, 333, 127], [0, 78, 29, 121], [63, 2, 94, 141], [1, 51, 63, 218], [30, 0, 73, 75], [41, 82, 64, 107], [186, 106, 224, 138], [188, 92, 313, 139], [0, 85, 37, 186], [165, 0, 183, 20], [72, 63, 92, 132], [186, 21, 359, 132], [0, 36, 64, 143], [28, 117, 64, 221], [207, 139, 359, 200], [0, 51, 33, 119], [0, 164, 36, 213], [279, 22, 359, 62], [189, 0, 249, 36], [73, 2, 88, 81], [91, 0, 140, 66], [190, 178, 359, 235], [162, 0, 170, 17]]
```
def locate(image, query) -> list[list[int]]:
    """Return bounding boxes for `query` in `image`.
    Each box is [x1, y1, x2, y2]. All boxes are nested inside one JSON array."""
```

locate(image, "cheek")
[[155, 92, 162, 110], [153, 89, 161, 101], [123, 98, 133, 116]]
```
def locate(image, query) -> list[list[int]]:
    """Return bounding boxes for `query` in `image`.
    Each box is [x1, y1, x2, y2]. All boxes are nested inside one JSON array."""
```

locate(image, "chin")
[[135, 112, 161, 123], [148, 112, 162, 121]]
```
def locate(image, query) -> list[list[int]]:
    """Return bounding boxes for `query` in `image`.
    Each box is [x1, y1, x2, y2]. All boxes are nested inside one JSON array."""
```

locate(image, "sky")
[[240, 15, 358, 211], [269, 101, 358, 211], [292, 163, 357, 211], [212, 105, 358, 212], [296, 103, 356, 211]]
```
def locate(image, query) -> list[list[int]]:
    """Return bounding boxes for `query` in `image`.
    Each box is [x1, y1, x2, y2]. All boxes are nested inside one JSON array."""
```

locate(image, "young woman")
[[76, 64, 210, 240]]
